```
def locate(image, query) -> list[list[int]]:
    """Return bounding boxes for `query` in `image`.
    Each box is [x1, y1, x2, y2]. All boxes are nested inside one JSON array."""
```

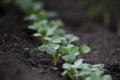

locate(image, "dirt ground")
[[0, 0, 120, 80]]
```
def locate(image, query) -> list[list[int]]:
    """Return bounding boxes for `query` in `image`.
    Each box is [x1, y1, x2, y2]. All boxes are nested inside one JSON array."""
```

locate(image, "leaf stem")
[[53, 54, 58, 66]]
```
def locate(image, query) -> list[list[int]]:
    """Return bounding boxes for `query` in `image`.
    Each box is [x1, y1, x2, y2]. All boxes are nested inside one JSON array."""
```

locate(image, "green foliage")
[[25, 11, 57, 21], [59, 44, 90, 56], [62, 59, 112, 80], [38, 44, 57, 55], [28, 20, 63, 43], [38, 44, 60, 66], [15, 0, 43, 14], [64, 34, 79, 43], [49, 36, 67, 44], [62, 54, 76, 62]]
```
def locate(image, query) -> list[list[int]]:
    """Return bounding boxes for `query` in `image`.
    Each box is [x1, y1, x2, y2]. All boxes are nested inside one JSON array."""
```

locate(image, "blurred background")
[[43, 0, 120, 33], [1, 0, 120, 33]]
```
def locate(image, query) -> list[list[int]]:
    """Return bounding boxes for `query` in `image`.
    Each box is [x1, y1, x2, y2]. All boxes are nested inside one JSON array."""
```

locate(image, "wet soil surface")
[[0, 0, 120, 80]]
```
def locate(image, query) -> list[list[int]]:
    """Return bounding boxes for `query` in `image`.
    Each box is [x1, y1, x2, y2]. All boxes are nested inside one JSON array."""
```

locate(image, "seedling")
[[28, 20, 63, 43], [46, 34, 78, 46], [59, 44, 90, 55], [62, 59, 112, 80], [28, 20, 63, 31], [59, 44, 79, 55], [38, 44, 60, 66], [48, 36, 67, 46], [15, 0, 43, 14], [59, 44, 90, 63], [25, 11, 57, 21]]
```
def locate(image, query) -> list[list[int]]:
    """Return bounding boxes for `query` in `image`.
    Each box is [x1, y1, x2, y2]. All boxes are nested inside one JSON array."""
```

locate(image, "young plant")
[[62, 63, 77, 80], [48, 36, 67, 46], [62, 59, 112, 80], [38, 44, 60, 66], [25, 11, 57, 21], [15, 0, 43, 14], [59, 44, 90, 63], [28, 20, 63, 43], [46, 34, 78, 46]]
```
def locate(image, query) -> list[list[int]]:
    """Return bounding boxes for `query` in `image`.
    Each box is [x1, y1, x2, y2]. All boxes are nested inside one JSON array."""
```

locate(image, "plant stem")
[[53, 54, 58, 66], [67, 72, 75, 80]]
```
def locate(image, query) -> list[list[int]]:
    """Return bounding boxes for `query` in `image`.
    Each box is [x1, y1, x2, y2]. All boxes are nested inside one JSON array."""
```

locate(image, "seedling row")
[[7, 0, 112, 80]]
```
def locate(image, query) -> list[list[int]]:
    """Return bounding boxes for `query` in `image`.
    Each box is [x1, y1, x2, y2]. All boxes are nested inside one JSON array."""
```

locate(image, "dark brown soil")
[[0, 0, 120, 80], [0, 4, 62, 80]]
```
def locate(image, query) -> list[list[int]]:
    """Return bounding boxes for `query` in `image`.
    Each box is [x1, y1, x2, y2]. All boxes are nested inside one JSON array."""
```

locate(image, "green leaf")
[[92, 64, 105, 70], [43, 37, 51, 41], [85, 76, 101, 80], [51, 38, 61, 43], [61, 38, 68, 46], [74, 59, 83, 68], [63, 63, 71, 69], [49, 44, 59, 50], [59, 44, 74, 55], [50, 20, 63, 28], [33, 33, 42, 37], [85, 77, 91, 80], [38, 45, 56, 55], [51, 36, 62, 43], [93, 70, 104, 76], [28, 20, 47, 30], [62, 54, 76, 62], [70, 46, 80, 56], [28, 11, 56, 21], [79, 63, 90, 69], [66, 44, 74, 49], [79, 45, 91, 53], [59, 46, 69, 55], [65, 34, 79, 43], [25, 14, 37, 20], [51, 36, 67, 45], [54, 29, 65, 36], [37, 27, 47, 36], [102, 75, 112, 80], [76, 70, 91, 77], [46, 26, 57, 36], [38, 45, 48, 51], [15, 0, 43, 14]]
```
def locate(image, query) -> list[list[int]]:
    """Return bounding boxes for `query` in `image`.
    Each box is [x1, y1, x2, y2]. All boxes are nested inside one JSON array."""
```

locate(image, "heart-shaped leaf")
[[102, 75, 112, 80], [79, 45, 91, 53], [65, 34, 79, 43], [74, 59, 83, 68], [33, 33, 42, 37], [38, 44, 56, 55], [63, 63, 71, 69], [70, 46, 80, 56], [62, 54, 76, 62]]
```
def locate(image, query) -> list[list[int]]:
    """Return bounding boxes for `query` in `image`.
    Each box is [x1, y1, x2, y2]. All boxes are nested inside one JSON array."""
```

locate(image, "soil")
[[0, 0, 120, 80], [0, 4, 61, 80]]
